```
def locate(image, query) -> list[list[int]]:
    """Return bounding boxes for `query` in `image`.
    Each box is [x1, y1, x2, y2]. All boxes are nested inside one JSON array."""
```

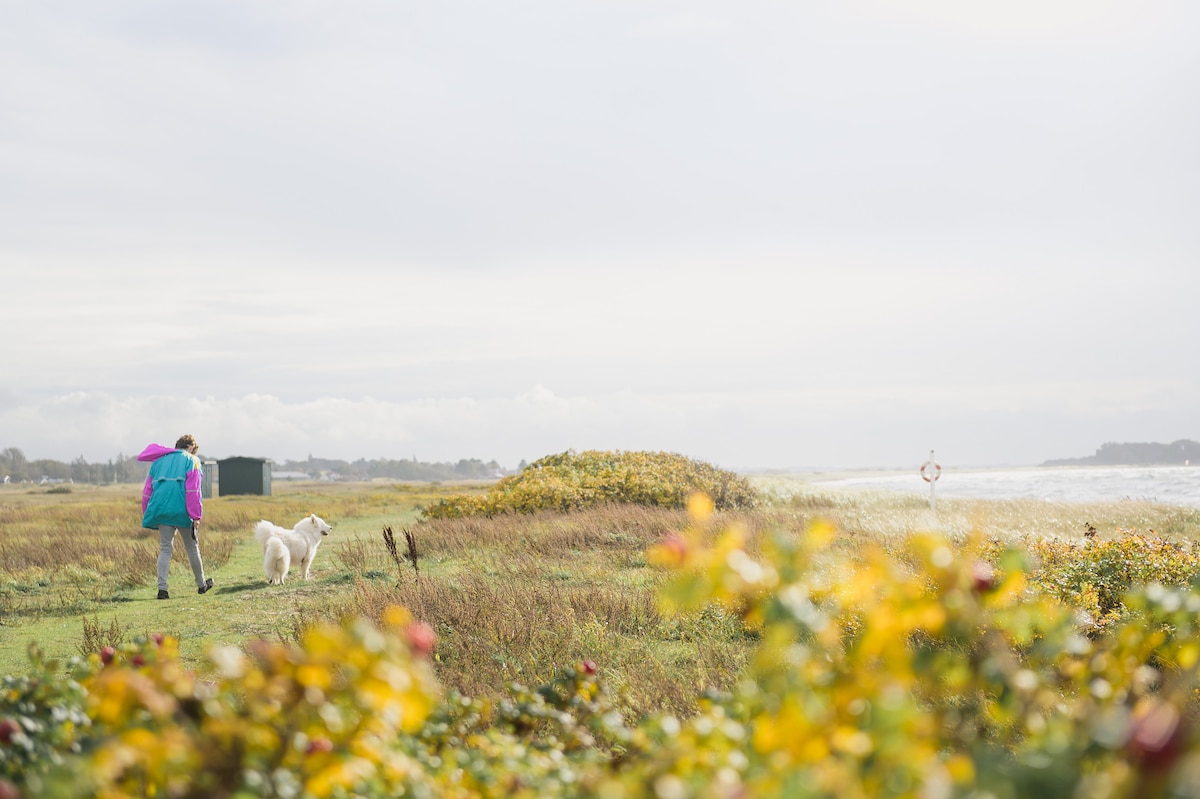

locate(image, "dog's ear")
[[309, 514, 316, 522]]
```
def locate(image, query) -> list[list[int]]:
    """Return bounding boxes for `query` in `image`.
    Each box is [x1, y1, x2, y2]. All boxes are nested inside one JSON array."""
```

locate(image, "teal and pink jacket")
[[139, 443, 203, 529]]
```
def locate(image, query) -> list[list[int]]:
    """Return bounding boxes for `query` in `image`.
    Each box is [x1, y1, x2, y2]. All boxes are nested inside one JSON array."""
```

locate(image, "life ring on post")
[[921, 461, 942, 482]]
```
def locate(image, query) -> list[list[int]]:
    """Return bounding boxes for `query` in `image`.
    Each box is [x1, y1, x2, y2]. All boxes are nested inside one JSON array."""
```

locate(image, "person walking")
[[139, 434, 213, 599]]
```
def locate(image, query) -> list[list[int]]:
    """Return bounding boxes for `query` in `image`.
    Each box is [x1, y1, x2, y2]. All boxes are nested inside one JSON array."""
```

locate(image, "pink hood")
[[138, 443, 178, 462]]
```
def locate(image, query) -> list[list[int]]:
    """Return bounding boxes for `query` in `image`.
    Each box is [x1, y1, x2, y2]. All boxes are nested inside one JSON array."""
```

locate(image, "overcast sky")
[[3, 1, 1198, 471]]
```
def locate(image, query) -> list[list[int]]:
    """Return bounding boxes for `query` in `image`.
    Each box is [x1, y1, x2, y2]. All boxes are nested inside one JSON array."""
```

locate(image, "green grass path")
[[1, 510, 419, 676], [4, 529, 294, 674]]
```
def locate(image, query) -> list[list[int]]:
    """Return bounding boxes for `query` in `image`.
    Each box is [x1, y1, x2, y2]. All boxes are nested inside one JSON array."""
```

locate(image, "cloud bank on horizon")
[[2, 2, 1198, 470]]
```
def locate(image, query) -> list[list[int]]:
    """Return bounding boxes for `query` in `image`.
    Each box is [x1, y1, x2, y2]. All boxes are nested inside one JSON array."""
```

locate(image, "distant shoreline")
[[749, 462, 1200, 484], [1041, 439, 1199, 468]]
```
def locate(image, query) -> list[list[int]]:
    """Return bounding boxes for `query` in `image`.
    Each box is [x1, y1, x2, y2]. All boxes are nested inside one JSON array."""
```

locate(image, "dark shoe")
[[157, 589, 169, 600], [198, 578, 214, 595]]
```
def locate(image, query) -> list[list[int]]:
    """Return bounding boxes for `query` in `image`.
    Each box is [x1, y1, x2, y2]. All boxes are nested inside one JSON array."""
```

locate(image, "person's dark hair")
[[175, 434, 198, 452]]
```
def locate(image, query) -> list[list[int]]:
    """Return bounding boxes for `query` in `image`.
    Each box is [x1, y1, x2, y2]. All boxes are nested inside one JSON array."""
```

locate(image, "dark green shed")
[[216, 456, 272, 496]]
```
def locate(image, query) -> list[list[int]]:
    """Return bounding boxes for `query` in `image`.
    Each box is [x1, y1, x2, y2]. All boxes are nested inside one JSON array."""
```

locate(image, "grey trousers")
[[157, 524, 207, 591]]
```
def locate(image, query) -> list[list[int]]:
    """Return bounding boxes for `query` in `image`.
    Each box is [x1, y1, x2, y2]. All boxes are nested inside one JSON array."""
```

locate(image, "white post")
[[929, 450, 936, 511], [922, 449, 940, 512]]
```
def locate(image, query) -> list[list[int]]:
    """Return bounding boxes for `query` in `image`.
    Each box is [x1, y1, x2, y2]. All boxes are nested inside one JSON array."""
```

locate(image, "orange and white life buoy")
[[921, 461, 942, 482]]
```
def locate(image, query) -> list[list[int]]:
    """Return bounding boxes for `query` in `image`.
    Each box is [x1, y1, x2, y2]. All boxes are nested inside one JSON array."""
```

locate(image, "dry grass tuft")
[[333, 568, 716, 718], [79, 614, 127, 655], [412, 503, 693, 556], [290, 504, 770, 719], [379, 525, 420, 582]]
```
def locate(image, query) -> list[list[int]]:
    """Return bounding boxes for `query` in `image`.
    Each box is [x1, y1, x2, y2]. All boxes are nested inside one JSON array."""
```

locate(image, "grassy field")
[[0, 480, 464, 673], [5, 474, 1200, 721]]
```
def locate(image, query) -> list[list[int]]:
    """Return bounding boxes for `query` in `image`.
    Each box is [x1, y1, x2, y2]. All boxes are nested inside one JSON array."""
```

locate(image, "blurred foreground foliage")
[[8, 498, 1200, 797], [422, 450, 759, 519]]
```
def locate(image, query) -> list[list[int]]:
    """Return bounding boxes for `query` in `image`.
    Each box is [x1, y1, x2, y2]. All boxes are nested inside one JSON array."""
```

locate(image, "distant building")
[[216, 456, 273, 496]]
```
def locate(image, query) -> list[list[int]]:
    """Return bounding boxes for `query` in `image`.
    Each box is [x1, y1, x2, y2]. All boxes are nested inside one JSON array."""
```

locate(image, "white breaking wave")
[[809, 465, 1200, 508]]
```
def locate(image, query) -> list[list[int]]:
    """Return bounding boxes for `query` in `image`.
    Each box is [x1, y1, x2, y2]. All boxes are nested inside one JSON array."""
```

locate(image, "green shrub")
[[985, 531, 1200, 631], [0, 645, 90, 792], [422, 450, 759, 519]]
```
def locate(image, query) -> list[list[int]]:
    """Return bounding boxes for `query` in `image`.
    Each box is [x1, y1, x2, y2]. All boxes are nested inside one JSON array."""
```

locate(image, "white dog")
[[254, 514, 332, 584]]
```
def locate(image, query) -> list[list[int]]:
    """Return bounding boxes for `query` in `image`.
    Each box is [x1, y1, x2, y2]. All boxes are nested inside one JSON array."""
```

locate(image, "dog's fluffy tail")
[[254, 520, 278, 546], [264, 537, 290, 585]]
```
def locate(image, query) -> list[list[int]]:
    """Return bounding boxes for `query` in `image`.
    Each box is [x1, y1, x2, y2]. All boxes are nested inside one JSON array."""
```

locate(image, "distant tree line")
[[275, 456, 508, 481], [1042, 439, 1200, 467], [0, 447, 146, 484], [0, 447, 508, 485]]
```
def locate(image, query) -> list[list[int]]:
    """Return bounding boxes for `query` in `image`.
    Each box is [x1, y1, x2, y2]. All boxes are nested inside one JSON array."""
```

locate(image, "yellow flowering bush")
[[422, 450, 759, 519]]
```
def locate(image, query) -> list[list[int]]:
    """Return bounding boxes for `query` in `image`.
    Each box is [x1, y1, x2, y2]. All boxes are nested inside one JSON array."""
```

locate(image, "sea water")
[[808, 465, 1200, 509]]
